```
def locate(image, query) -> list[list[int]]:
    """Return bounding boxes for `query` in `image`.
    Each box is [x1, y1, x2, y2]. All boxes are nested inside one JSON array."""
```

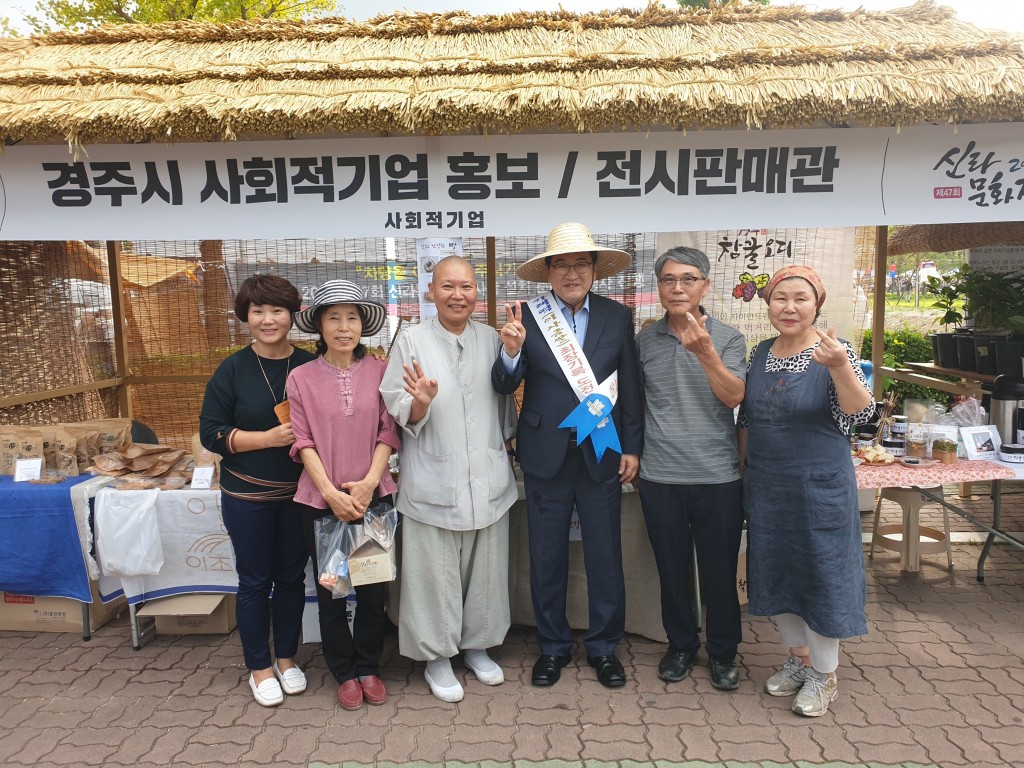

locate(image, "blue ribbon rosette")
[[558, 393, 622, 461]]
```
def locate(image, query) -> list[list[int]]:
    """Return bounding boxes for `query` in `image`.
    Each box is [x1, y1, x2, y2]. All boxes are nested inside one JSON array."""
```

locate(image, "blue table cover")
[[0, 475, 93, 602]]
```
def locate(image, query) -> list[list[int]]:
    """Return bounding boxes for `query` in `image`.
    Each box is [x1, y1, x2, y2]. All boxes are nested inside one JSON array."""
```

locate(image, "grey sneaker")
[[764, 655, 807, 697], [791, 668, 838, 717]]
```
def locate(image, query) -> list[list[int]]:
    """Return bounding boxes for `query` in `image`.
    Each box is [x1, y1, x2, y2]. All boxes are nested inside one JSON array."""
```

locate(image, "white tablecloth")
[[94, 485, 670, 641], [95, 487, 236, 604]]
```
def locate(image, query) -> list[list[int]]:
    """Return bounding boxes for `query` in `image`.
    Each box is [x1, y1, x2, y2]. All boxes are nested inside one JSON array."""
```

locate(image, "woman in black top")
[[200, 274, 315, 707]]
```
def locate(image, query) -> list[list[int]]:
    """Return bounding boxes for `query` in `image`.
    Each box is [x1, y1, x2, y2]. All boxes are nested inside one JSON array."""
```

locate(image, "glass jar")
[[906, 435, 928, 458], [881, 437, 906, 457]]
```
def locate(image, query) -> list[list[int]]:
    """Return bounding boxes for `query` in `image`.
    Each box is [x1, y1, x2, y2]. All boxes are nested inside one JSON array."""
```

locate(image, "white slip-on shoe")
[[273, 662, 307, 695], [424, 658, 464, 702], [463, 650, 504, 686], [249, 674, 284, 707]]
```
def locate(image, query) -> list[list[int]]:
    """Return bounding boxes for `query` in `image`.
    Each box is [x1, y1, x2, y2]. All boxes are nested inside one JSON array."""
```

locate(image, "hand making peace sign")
[[500, 301, 527, 357]]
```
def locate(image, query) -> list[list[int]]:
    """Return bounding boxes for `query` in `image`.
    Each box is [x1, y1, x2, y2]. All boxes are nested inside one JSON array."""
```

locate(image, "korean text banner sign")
[[660, 229, 860, 349], [0, 123, 1021, 239]]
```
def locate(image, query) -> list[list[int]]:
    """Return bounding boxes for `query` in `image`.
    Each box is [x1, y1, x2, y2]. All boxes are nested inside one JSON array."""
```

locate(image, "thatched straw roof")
[[1, 1, 1022, 147], [887, 222, 1024, 255]]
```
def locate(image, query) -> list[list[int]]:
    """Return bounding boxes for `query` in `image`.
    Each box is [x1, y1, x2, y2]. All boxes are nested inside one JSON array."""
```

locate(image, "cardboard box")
[[736, 552, 749, 606], [858, 487, 877, 513], [0, 581, 125, 633], [137, 593, 237, 635], [301, 597, 355, 644], [348, 540, 397, 586], [737, 530, 749, 606]]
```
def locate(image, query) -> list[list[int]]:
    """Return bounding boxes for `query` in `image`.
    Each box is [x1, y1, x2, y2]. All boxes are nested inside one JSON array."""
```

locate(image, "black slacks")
[[300, 503, 387, 683], [637, 478, 744, 660], [524, 447, 625, 657]]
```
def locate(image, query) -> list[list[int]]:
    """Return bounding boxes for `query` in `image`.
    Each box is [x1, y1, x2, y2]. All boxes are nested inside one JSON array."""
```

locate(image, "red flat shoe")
[[337, 679, 363, 710], [360, 675, 387, 705]]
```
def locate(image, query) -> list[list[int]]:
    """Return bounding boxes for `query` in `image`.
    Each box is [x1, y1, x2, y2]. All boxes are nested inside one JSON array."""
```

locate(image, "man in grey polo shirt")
[[636, 245, 746, 691]]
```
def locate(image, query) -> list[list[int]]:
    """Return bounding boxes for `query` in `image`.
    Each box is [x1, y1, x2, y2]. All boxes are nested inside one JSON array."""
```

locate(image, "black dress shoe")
[[658, 649, 699, 682], [709, 655, 740, 691], [531, 654, 571, 686], [587, 654, 626, 688]]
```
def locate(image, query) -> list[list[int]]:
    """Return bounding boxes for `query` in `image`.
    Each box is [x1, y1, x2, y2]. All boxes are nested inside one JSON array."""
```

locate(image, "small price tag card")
[[190, 466, 215, 490], [14, 458, 43, 482]]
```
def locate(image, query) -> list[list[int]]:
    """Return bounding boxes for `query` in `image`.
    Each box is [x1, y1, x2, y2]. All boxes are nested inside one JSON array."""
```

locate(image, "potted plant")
[[958, 264, 1013, 374], [994, 270, 1024, 376], [924, 273, 965, 369], [932, 437, 959, 464]]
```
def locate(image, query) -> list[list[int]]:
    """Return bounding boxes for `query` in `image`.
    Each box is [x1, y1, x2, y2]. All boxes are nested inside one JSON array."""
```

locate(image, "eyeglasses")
[[657, 275, 704, 288], [549, 261, 594, 276]]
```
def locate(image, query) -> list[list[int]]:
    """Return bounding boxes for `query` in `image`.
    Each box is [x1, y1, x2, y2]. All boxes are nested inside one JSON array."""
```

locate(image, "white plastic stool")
[[869, 485, 952, 572]]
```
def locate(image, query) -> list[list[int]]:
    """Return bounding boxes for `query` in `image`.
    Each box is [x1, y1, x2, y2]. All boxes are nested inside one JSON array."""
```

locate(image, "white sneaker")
[[792, 668, 838, 717], [463, 650, 504, 686], [273, 662, 307, 695], [249, 674, 284, 707], [425, 658, 464, 702], [765, 655, 808, 697]]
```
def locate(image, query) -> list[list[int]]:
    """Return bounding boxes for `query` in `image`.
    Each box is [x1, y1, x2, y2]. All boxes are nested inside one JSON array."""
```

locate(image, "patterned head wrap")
[[763, 264, 827, 309]]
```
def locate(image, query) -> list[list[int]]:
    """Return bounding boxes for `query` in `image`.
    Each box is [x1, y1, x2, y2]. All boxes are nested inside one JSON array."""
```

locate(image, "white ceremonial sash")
[[527, 292, 622, 459]]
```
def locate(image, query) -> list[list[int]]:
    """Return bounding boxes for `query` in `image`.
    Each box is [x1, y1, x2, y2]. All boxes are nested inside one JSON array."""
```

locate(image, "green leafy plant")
[[932, 438, 958, 453], [861, 326, 954, 408], [959, 263, 1024, 331], [25, 0, 336, 34], [1005, 270, 1024, 335], [924, 275, 963, 329]]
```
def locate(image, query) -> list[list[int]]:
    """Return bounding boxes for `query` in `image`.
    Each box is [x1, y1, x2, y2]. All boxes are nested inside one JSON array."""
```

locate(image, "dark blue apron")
[[742, 338, 867, 639]]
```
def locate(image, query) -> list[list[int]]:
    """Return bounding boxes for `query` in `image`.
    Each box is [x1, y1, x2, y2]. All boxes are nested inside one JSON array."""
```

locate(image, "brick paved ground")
[[1, 486, 1022, 768]]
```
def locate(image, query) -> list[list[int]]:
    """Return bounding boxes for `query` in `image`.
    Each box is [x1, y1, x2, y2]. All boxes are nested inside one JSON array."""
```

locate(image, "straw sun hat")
[[293, 279, 387, 336], [516, 222, 631, 282]]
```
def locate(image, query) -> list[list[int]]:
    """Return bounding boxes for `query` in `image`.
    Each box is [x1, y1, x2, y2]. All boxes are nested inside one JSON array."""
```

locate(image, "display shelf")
[[876, 364, 988, 397], [902, 362, 999, 384]]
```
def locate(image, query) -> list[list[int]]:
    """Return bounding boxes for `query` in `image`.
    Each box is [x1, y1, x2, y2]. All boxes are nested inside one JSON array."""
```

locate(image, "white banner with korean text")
[[1, 123, 1022, 239], [658, 229, 861, 350], [968, 245, 1024, 273]]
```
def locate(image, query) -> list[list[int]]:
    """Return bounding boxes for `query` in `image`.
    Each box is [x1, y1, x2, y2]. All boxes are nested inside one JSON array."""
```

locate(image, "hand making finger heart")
[[680, 311, 712, 355], [811, 327, 848, 368]]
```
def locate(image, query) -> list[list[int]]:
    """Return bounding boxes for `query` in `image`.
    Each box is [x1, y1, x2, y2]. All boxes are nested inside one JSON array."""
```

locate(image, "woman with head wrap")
[[737, 265, 874, 718]]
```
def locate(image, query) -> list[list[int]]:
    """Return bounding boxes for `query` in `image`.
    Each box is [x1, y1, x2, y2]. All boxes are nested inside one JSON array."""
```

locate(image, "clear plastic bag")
[[314, 516, 357, 599], [95, 489, 165, 576], [951, 396, 986, 427], [363, 499, 398, 550], [903, 397, 936, 424]]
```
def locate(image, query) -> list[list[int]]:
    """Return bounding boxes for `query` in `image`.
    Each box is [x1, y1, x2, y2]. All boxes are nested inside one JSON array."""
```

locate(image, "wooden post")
[[199, 240, 232, 348], [106, 241, 132, 418], [486, 236, 497, 329], [872, 226, 888, 400]]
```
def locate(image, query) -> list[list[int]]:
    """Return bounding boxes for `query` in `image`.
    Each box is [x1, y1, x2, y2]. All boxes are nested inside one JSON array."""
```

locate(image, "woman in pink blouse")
[[287, 280, 400, 711]]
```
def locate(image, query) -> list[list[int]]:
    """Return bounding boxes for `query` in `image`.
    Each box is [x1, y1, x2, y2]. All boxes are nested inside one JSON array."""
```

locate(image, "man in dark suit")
[[491, 222, 643, 688]]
